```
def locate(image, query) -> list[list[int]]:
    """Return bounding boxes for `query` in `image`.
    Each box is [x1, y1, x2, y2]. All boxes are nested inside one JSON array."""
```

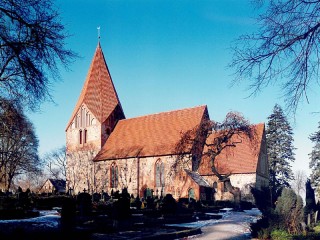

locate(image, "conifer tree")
[[266, 104, 295, 202], [309, 121, 320, 197], [305, 179, 316, 218]]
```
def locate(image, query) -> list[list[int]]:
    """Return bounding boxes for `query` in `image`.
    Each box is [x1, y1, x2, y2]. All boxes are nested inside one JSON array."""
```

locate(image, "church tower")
[[65, 43, 125, 193]]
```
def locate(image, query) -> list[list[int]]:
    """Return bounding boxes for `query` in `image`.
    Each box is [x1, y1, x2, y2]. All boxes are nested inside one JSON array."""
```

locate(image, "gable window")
[[86, 112, 90, 126], [155, 159, 165, 187], [110, 162, 118, 188]]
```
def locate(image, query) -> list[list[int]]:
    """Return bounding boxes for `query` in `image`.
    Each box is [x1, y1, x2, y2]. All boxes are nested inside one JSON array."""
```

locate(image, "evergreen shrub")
[[275, 188, 304, 234], [271, 229, 292, 240]]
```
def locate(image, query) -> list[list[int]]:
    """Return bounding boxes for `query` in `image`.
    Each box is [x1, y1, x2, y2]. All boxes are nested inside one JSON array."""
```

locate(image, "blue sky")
[[27, 0, 319, 176]]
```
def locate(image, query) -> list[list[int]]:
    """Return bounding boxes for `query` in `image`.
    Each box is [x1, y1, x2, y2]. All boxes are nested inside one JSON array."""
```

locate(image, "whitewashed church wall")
[[229, 174, 256, 191], [138, 155, 179, 197], [230, 173, 256, 201], [66, 103, 103, 151], [94, 158, 138, 195], [93, 155, 185, 197], [202, 173, 257, 202], [69, 154, 193, 198], [66, 125, 101, 149], [66, 149, 100, 194]]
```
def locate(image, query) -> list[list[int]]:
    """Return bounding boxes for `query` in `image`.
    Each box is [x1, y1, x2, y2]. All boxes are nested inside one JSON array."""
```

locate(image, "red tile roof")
[[66, 43, 124, 130], [199, 123, 265, 174], [94, 105, 208, 160]]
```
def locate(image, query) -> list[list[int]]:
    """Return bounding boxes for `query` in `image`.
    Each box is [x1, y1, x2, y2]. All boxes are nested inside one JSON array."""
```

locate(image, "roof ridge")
[[119, 105, 207, 121]]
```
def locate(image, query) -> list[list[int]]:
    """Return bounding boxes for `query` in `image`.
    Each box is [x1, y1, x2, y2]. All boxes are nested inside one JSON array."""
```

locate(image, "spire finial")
[[97, 26, 101, 43]]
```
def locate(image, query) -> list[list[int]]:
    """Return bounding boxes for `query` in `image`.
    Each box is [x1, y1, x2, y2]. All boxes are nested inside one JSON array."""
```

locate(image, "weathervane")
[[97, 26, 101, 42]]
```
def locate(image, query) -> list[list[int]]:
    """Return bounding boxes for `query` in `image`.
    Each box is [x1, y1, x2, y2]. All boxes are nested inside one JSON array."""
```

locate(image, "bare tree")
[[174, 112, 256, 207], [230, 0, 320, 114], [119, 159, 136, 190], [0, 98, 41, 191], [0, 0, 77, 110], [66, 144, 98, 194], [14, 171, 47, 192], [291, 170, 307, 202], [44, 146, 67, 180]]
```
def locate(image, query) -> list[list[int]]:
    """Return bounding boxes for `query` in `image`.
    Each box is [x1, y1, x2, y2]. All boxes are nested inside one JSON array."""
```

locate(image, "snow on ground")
[[167, 208, 262, 240], [0, 208, 262, 239], [0, 210, 61, 233]]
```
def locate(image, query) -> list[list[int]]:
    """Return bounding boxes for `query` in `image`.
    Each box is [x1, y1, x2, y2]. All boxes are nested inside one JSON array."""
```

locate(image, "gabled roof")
[[66, 43, 124, 130], [185, 169, 211, 187], [94, 105, 208, 160], [39, 178, 66, 193], [49, 179, 66, 192], [199, 123, 265, 175]]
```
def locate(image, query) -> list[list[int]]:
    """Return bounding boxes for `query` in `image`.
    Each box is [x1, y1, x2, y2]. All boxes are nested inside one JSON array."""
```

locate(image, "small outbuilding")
[[39, 179, 66, 194]]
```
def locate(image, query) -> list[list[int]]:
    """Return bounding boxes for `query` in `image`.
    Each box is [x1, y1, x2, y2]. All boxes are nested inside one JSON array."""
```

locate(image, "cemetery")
[[0, 187, 257, 239]]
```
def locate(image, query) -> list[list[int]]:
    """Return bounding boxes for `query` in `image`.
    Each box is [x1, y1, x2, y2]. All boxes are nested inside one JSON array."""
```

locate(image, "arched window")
[[80, 108, 83, 127], [106, 128, 111, 136], [81, 107, 86, 127], [84, 129, 87, 143], [77, 115, 80, 128], [79, 130, 82, 144], [110, 162, 118, 188], [155, 159, 165, 187], [177, 187, 181, 197], [213, 182, 217, 189], [188, 188, 195, 200], [223, 182, 228, 192], [75, 115, 78, 128], [86, 112, 89, 127]]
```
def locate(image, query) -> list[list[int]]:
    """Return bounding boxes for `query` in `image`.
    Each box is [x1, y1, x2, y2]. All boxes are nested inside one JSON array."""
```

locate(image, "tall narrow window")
[[155, 159, 165, 187], [188, 188, 195, 200], [80, 108, 83, 127], [86, 112, 89, 127], [84, 129, 87, 143], [106, 128, 111, 136], [110, 162, 118, 188], [75, 115, 79, 128], [177, 187, 181, 197], [79, 130, 82, 144]]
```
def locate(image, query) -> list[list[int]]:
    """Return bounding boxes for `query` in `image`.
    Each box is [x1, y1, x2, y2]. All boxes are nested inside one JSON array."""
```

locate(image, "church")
[[65, 43, 269, 202]]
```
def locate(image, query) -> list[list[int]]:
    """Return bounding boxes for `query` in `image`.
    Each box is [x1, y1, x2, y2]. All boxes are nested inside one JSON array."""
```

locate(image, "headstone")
[[61, 197, 76, 232], [77, 192, 92, 217]]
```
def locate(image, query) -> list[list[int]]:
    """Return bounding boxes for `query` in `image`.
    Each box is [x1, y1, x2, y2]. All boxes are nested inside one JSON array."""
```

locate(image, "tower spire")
[[97, 26, 101, 44], [66, 40, 125, 131]]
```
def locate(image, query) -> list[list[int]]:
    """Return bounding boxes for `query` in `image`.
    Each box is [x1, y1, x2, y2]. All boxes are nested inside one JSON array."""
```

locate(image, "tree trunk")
[[222, 178, 241, 209]]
